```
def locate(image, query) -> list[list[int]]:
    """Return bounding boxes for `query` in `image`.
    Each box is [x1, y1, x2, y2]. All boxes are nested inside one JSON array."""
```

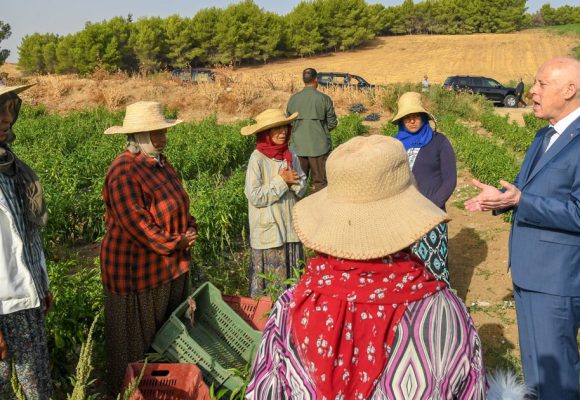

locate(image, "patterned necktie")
[[530, 127, 557, 172], [540, 127, 557, 154]]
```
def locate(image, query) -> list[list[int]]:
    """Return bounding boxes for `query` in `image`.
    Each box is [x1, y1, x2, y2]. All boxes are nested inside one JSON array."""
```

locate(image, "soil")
[[447, 171, 520, 370], [495, 106, 531, 126]]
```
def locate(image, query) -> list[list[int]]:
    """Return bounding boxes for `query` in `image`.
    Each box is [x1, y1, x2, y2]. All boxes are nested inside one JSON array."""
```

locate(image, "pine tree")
[[0, 21, 11, 65]]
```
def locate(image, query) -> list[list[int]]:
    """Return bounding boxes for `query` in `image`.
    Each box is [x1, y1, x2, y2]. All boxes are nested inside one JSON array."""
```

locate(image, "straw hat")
[[104, 101, 183, 135], [0, 83, 35, 97], [391, 92, 435, 124], [292, 135, 449, 260], [241, 109, 298, 136]]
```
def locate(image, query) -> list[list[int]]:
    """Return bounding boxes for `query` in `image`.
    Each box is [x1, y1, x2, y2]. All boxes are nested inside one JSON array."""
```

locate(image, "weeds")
[[67, 315, 100, 400], [480, 113, 534, 153]]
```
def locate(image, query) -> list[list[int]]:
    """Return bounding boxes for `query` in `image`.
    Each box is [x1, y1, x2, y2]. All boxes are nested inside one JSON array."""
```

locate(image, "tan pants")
[[298, 153, 329, 193]]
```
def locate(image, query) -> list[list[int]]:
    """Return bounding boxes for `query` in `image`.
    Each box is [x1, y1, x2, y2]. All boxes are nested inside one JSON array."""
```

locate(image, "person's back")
[[247, 284, 486, 399], [287, 87, 335, 156], [287, 67, 337, 193]]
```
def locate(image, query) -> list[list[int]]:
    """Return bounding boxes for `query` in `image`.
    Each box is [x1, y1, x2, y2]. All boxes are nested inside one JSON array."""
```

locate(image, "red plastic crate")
[[221, 295, 273, 331], [122, 363, 210, 400]]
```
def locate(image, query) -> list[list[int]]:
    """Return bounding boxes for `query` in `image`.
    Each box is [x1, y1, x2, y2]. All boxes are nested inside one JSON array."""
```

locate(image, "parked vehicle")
[[443, 75, 517, 107], [317, 72, 375, 90], [171, 68, 215, 83]]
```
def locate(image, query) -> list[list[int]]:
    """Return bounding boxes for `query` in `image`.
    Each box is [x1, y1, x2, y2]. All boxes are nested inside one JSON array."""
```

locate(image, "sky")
[[2, 0, 576, 62]]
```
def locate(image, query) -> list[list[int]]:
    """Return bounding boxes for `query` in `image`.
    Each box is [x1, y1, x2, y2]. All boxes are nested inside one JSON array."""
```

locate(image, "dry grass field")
[[243, 30, 578, 84]]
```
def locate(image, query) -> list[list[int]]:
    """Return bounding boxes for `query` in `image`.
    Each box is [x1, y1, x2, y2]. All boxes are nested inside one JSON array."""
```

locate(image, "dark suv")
[[443, 75, 517, 107], [317, 72, 375, 90], [170, 68, 215, 83]]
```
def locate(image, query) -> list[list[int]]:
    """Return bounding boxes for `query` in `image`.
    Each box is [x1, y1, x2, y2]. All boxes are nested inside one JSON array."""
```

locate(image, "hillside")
[[0, 29, 577, 124], [242, 30, 578, 84]]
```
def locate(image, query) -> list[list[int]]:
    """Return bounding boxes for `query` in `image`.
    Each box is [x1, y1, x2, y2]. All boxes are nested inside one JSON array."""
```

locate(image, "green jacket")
[[286, 87, 337, 157]]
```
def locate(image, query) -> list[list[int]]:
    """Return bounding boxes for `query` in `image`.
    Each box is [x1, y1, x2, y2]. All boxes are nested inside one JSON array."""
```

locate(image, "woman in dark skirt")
[[392, 92, 457, 286], [241, 109, 307, 297], [101, 101, 198, 396]]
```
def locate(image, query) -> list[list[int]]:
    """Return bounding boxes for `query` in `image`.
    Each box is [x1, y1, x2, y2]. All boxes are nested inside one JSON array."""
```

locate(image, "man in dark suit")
[[515, 77, 527, 107], [465, 57, 580, 399]]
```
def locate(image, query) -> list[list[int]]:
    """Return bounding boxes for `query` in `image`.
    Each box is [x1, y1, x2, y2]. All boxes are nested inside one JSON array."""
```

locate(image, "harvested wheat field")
[[243, 30, 578, 84]]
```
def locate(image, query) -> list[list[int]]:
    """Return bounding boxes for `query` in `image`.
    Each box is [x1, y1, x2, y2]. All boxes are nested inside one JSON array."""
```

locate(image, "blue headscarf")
[[394, 114, 433, 150]]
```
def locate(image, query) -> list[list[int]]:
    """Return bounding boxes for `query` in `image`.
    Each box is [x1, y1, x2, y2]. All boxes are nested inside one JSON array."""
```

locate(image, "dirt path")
[[447, 170, 520, 371], [495, 106, 532, 126]]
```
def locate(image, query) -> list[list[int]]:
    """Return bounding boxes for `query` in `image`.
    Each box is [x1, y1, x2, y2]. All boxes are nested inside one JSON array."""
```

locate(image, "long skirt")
[[104, 272, 191, 397], [249, 243, 304, 297], [411, 223, 450, 286], [0, 307, 52, 400]]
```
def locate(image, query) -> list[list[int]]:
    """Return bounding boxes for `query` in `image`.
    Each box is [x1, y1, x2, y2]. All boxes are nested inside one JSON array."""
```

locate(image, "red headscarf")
[[256, 127, 293, 168], [291, 252, 445, 400]]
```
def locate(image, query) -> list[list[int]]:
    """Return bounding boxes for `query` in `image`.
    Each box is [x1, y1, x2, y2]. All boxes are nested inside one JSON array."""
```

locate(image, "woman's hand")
[[44, 291, 53, 315], [280, 167, 300, 185], [176, 230, 198, 250], [0, 330, 7, 361]]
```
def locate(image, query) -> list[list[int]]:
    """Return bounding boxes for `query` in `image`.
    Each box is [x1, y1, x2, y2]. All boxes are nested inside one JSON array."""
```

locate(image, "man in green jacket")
[[287, 68, 337, 193]]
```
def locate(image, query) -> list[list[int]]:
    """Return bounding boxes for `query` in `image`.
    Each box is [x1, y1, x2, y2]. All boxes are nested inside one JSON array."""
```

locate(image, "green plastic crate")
[[151, 282, 262, 392]]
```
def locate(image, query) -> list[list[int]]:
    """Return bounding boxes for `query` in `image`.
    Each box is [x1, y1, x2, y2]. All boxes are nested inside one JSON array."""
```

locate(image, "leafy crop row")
[[480, 112, 535, 153], [439, 115, 520, 185], [522, 112, 547, 133]]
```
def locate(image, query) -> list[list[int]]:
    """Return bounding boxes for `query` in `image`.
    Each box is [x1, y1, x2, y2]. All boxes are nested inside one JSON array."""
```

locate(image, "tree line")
[[6, 0, 580, 75]]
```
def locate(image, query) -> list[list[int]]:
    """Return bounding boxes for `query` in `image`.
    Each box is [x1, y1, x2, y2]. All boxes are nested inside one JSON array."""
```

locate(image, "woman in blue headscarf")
[[392, 92, 456, 286]]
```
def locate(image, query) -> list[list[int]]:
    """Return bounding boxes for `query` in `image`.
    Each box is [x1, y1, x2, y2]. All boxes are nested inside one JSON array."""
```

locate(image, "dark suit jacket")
[[509, 115, 580, 296], [515, 81, 524, 97]]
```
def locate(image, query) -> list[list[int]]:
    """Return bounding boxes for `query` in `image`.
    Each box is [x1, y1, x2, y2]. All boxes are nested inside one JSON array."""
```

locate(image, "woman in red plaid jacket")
[[100, 101, 198, 397]]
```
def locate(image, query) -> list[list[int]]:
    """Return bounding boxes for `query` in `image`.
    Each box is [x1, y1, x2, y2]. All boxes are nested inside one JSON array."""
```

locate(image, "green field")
[[545, 23, 580, 34], [11, 87, 549, 398]]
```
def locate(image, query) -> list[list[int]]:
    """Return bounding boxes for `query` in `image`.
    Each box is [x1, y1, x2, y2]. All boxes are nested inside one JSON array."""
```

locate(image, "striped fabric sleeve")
[[106, 171, 180, 256]]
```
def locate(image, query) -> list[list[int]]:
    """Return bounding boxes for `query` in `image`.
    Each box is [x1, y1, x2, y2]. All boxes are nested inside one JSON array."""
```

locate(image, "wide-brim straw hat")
[[241, 109, 298, 136], [391, 91, 436, 124], [0, 83, 35, 97], [293, 135, 449, 260], [104, 101, 183, 135]]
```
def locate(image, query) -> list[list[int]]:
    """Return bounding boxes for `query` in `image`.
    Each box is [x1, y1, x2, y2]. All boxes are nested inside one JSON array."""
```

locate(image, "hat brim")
[[391, 109, 435, 124], [292, 184, 449, 260], [104, 119, 183, 135], [0, 84, 36, 97], [241, 112, 298, 136]]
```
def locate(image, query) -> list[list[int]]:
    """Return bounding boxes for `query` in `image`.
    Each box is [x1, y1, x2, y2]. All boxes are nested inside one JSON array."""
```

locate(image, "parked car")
[[317, 72, 375, 90], [171, 68, 215, 83], [443, 75, 517, 107]]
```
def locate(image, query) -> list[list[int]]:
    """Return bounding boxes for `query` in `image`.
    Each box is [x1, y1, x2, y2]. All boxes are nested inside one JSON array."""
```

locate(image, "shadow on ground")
[[449, 227, 488, 301], [478, 323, 521, 374]]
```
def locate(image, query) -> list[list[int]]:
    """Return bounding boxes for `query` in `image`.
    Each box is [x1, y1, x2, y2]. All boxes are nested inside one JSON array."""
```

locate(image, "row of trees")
[[11, 0, 580, 74], [536, 4, 580, 26], [0, 21, 10, 65]]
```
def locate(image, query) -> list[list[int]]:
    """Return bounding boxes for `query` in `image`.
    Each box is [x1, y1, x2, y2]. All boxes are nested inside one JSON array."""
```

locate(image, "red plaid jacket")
[[100, 151, 196, 295]]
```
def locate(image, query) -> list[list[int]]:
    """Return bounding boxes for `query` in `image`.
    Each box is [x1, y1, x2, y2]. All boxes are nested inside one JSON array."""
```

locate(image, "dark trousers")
[[517, 94, 527, 107], [298, 153, 329, 193], [513, 284, 580, 399]]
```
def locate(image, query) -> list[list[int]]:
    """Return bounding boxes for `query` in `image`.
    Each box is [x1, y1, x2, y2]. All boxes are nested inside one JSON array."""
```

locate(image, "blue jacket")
[[509, 116, 580, 296]]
